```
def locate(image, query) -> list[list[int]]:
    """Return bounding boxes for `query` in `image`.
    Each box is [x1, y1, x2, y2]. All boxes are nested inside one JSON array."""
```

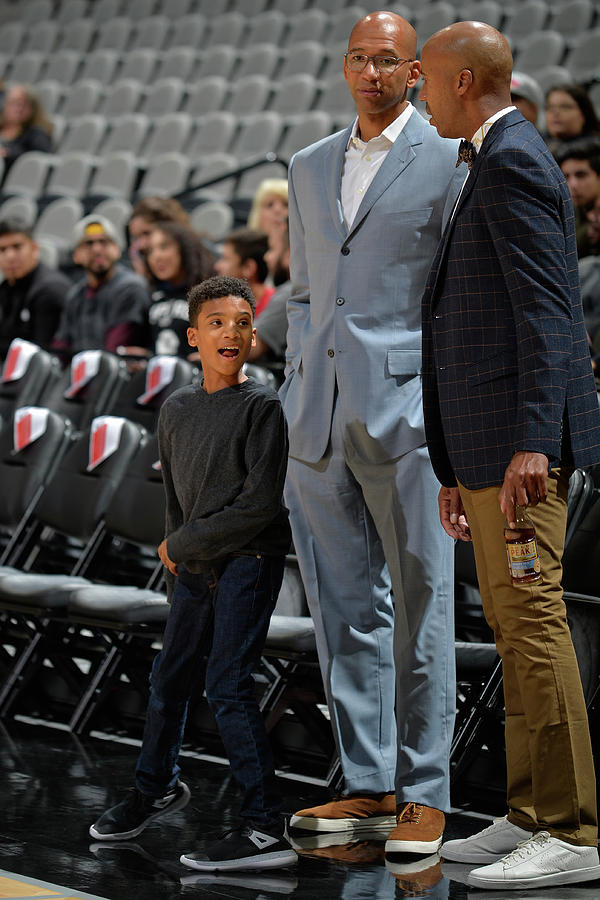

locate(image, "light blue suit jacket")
[[281, 107, 465, 464]]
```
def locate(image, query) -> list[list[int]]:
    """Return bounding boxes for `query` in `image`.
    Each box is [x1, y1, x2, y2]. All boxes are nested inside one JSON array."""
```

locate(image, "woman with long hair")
[[0, 84, 52, 176], [145, 220, 216, 359]]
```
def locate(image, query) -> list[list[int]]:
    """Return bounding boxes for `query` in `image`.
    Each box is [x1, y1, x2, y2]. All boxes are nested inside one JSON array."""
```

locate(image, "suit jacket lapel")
[[429, 109, 524, 306], [323, 125, 351, 242], [347, 109, 424, 238]]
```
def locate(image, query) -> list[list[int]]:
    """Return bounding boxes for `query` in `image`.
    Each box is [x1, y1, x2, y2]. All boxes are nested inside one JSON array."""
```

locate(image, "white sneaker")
[[467, 831, 600, 890], [440, 816, 532, 863]]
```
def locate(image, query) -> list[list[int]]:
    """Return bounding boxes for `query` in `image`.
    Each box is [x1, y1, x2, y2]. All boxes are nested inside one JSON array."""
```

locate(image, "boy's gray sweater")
[[160, 377, 291, 576]]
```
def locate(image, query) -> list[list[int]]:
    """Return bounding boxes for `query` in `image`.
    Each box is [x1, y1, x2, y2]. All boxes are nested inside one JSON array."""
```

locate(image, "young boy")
[[89, 275, 296, 872]]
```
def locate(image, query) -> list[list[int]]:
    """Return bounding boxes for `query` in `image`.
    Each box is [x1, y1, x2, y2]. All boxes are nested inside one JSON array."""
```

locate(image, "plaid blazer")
[[421, 109, 600, 490]]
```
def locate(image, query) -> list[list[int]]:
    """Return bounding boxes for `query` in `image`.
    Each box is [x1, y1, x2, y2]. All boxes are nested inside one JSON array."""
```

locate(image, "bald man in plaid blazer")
[[419, 21, 600, 892]]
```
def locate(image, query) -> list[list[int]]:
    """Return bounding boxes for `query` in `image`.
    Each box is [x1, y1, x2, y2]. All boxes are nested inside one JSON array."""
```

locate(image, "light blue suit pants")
[[285, 396, 455, 809]]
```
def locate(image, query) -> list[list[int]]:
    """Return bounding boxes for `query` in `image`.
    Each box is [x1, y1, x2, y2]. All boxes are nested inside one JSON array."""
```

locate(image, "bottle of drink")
[[504, 506, 542, 585]]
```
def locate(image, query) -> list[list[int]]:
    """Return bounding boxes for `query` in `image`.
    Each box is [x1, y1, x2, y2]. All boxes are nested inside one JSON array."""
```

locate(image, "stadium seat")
[[183, 77, 229, 116], [143, 112, 193, 160], [0, 21, 24, 55], [61, 81, 105, 119], [272, 0, 310, 12], [56, 17, 96, 53], [549, 0, 595, 45], [117, 48, 157, 83], [35, 80, 64, 116], [246, 10, 287, 46], [278, 41, 325, 79], [136, 152, 190, 198], [42, 49, 83, 85], [316, 73, 357, 116], [0, 153, 53, 202], [99, 79, 145, 117], [156, 0, 195, 15], [34, 197, 85, 251], [414, 2, 457, 43], [190, 200, 234, 241], [327, 7, 369, 44], [188, 153, 239, 202], [234, 112, 284, 161], [43, 152, 94, 201], [534, 64, 574, 94], [0, 196, 38, 229], [89, 0, 122, 20], [8, 51, 46, 85], [155, 46, 197, 81], [196, 44, 237, 80], [235, 44, 280, 81], [165, 13, 207, 50], [131, 15, 171, 51], [278, 112, 333, 163], [139, 77, 186, 116], [284, 9, 328, 45], [564, 29, 600, 83], [0, 341, 61, 430], [197, 0, 229, 12], [94, 17, 134, 53], [21, 0, 53, 26], [79, 49, 121, 84], [235, 0, 269, 14], [109, 356, 195, 432], [504, 0, 550, 51], [101, 113, 150, 156], [56, 0, 89, 25], [271, 74, 318, 115], [128, 0, 157, 18], [207, 11, 247, 47], [57, 115, 107, 155], [514, 31, 566, 74], [235, 159, 288, 200], [86, 151, 139, 202], [458, 0, 503, 29], [225, 75, 272, 115], [24, 21, 58, 55]]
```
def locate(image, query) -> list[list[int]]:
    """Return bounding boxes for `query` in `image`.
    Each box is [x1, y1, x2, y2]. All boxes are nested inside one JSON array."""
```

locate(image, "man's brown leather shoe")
[[289, 793, 396, 833], [385, 802, 445, 854]]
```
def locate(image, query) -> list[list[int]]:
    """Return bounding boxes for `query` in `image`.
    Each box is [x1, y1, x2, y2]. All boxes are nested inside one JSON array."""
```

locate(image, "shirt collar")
[[346, 102, 414, 150], [470, 106, 516, 152]]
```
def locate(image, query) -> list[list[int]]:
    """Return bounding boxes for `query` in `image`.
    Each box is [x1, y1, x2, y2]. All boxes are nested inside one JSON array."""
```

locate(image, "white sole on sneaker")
[[288, 814, 396, 833], [468, 863, 600, 890], [179, 848, 298, 871], [89, 783, 191, 841], [441, 844, 509, 863], [385, 835, 443, 854]]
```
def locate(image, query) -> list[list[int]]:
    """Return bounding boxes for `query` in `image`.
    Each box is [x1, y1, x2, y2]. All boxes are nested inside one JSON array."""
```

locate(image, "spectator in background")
[[0, 217, 71, 359], [215, 229, 274, 318], [127, 197, 192, 280], [510, 71, 544, 127], [145, 220, 216, 359], [0, 85, 53, 178], [544, 84, 600, 155], [247, 178, 288, 246], [52, 215, 150, 363], [247, 221, 290, 377], [557, 138, 600, 257]]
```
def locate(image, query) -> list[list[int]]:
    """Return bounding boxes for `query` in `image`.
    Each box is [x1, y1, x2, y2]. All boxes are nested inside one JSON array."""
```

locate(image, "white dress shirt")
[[340, 102, 414, 229]]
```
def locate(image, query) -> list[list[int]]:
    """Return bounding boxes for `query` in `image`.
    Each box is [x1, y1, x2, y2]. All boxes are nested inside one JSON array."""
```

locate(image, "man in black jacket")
[[0, 217, 71, 359]]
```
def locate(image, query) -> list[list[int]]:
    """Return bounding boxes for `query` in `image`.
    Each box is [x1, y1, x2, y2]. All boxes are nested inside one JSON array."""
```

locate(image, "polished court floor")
[[1, 719, 599, 900]]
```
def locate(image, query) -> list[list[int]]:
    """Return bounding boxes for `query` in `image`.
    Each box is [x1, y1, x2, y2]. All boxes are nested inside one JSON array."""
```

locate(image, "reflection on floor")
[[1, 719, 599, 900]]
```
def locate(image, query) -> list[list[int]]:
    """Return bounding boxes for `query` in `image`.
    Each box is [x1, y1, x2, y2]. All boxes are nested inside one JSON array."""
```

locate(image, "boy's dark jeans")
[[135, 554, 284, 825]]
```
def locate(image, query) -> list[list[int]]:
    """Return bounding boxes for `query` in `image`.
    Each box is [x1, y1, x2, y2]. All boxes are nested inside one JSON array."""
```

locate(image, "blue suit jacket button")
[[336, 297, 345, 305], [328, 348, 335, 358], [341, 246, 350, 255]]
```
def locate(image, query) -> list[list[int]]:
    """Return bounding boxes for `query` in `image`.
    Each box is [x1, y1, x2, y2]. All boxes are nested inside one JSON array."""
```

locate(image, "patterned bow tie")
[[456, 139, 476, 170]]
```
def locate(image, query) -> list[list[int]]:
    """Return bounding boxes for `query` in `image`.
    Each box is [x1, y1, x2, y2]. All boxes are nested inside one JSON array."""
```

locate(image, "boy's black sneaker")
[[89, 780, 191, 840], [180, 821, 298, 871]]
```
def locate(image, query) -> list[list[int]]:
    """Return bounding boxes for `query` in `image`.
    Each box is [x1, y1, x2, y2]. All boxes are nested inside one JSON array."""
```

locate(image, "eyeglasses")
[[344, 53, 412, 74]]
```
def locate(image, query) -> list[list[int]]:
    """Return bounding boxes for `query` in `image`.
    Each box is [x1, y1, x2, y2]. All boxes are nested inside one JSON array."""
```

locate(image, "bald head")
[[426, 21, 512, 97], [348, 10, 417, 57]]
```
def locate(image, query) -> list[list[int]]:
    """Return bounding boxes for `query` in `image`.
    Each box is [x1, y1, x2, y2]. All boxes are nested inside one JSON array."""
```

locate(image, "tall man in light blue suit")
[[282, 11, 465, 854]]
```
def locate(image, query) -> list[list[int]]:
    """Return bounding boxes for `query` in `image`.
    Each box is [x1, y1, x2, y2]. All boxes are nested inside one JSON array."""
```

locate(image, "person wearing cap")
[[51, 215, 151, 363], [510, 71, 544, 128], [0, 215, 71, 359]]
